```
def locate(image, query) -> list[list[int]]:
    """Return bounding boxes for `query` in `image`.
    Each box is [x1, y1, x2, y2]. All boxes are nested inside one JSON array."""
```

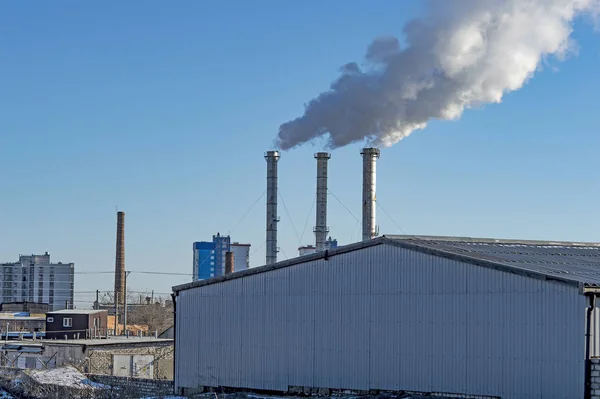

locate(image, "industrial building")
[[173, 234, 600, 399], [1, 253, 74, 311]]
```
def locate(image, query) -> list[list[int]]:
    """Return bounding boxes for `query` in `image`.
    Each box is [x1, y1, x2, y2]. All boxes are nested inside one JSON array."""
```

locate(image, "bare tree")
[[127, 300, 173, 334], [99, 289, 139, 306]]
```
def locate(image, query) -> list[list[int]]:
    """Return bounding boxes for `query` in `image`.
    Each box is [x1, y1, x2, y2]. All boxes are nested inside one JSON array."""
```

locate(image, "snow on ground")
[[139, 397, 188, 399], [0, 389, 14, 399], [200, 393, 459, 399], [25, 366, 109, 389]]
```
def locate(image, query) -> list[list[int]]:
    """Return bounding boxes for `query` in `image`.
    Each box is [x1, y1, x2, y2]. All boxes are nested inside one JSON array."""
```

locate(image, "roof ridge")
[[383, 234, 600, 247]]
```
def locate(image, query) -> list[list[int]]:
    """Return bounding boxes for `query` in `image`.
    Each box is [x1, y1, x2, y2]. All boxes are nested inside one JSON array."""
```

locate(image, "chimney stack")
[[265, 151, 280, 265], [225, 251, 234, 274], [361, 148, 380, 241], [314, 152, 331, 252], [114, 211, 125, 305]]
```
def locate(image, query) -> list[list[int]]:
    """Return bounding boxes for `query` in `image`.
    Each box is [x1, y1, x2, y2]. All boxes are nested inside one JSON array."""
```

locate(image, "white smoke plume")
[[275, 0, 599, 150]]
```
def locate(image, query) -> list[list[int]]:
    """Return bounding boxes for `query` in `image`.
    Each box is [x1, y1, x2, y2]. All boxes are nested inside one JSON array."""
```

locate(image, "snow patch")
[[0, 389, 15, 399], [25, 367, 106, 390], [138, 397, 188, 399]]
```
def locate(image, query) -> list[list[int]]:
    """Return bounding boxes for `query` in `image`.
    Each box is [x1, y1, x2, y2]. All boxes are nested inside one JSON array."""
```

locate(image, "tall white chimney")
[[265, 151, 280, 265], [314, 152, 331, 252], [361, 148, 380, 241]]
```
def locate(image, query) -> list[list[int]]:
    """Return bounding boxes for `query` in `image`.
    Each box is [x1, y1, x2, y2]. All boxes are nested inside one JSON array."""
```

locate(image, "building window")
[[63, 318, 72, 328], [47, 317, 54, 323]]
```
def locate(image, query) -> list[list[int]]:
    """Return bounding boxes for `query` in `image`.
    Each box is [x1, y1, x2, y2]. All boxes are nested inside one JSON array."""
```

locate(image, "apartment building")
[[1, 253, 74, 311]]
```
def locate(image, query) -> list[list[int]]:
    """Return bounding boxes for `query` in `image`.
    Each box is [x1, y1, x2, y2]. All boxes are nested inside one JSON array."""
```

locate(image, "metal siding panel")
[[175, 244, 585, 399]]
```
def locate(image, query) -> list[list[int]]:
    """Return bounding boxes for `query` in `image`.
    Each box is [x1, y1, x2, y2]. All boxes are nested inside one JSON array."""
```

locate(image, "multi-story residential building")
[[193, 242, 216, 280], [193, 233, 231, 280], [212, 233, 230, 276], [0, 253, 74, 311], [230, 242, 251, 272]]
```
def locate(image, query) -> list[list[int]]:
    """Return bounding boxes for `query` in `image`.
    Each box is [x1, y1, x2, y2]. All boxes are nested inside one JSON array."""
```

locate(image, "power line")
[[74, 271, 115, 275], [376, 200, 406, 235], [299, 195, 316, 245], [278, 189, 301, 244], [328, 188, 362, 225], [129, 271, 192, 276], [251, 241, 266, 255], [279, 247, 289, 261], [227, 190, 266, 236]]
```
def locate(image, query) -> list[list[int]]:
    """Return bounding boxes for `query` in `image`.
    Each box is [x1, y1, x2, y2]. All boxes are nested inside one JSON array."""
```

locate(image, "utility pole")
[[151, 290, 154, 304], [95, 290, 99, 310], [123, 271, 131, 337], [114, 292, 119, 336]]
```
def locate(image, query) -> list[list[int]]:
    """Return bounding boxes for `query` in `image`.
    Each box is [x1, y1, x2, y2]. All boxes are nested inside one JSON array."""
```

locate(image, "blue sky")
[[1, 1, 599, 307]]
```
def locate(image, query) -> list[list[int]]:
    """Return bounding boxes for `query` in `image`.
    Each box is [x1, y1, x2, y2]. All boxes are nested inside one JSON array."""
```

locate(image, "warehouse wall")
[[587, 304, 600, 357], [175, 243, 585, 399]]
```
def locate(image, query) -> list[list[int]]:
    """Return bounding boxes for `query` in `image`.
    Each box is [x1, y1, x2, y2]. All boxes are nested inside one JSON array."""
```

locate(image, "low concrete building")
[[0, 314, 45, 336], [1, 342, 44, 369], [1, 302, 50, 314], [0, 337, 173, 380]]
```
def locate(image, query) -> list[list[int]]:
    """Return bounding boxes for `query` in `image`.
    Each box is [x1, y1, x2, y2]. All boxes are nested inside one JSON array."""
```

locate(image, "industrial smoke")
[[275, 0, 599, 150]]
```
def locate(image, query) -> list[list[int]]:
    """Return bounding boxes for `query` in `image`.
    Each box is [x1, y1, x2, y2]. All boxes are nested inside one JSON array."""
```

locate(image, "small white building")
[[230, 242, 251, 272], [298, 245, 317, 256], [1, 253, 74, 311], [173, 235, 600, 399]]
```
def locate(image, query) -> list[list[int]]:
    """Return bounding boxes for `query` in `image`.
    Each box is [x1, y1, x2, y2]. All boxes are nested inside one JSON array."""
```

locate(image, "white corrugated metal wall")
[[175, 244, 585, 399]]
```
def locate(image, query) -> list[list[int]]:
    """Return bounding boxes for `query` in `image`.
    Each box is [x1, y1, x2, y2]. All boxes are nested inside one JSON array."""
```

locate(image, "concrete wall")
[[87, 374, 173, 397], [43, 342, 173, 379], [590, 359, 600, 398], [175, 243, 585, 399], [88, 343, 173, 379], [2, 352, 44, 369], [43, 343, 85, 369]]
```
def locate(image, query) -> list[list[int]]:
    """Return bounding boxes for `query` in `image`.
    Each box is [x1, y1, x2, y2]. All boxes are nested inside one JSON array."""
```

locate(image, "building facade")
[[2, 337, 173, 379], [325, 236, 338, 249], [230, 243, 250, 272], [45, 309, 108, 340], [213, 233, 230, 276], [299, 237, 338, 256], [174, 235, 600, 399], [193, 242, 215, 280], [193, 233, 231, 280], [1, 302, 50, 314], [298, 245, 316, 256], [1, 253, 74, 311]]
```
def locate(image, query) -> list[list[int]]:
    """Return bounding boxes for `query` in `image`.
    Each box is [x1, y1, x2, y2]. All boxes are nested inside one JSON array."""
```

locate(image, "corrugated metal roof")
[[386, 235, 600, 288], [173, 235, 600, 292], [46, 309, 106, 315]]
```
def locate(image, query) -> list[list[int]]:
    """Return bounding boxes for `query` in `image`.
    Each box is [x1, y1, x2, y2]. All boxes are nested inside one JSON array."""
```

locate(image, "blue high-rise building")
[[193, 233, 231, 280], [193, 241, 215, 280]]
